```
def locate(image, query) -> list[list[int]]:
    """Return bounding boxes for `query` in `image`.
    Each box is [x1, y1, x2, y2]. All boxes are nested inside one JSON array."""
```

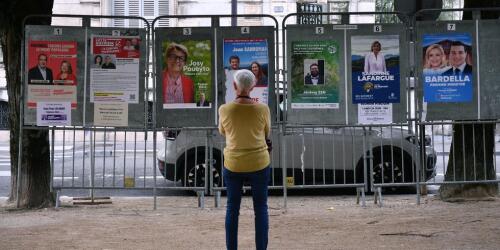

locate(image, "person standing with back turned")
[[218, 69, 271, 250]]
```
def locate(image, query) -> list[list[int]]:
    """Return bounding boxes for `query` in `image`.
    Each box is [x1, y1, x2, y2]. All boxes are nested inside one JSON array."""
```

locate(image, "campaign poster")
[[93, 103, 128, 127], [36, 102, 71, 126], [161, 39, 212, 109], [90, 35, 141, 103], [351, 35, 400, 104], [223, 38, 269, 104], [358, 103, 392, 124], [27, 40, 78, 108], [290, 41, 340, 109], [422, 33, 473, 103]]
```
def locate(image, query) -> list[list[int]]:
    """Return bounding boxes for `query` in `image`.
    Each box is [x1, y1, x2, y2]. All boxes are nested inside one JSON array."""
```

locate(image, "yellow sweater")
[[218, 102, 271, 172]]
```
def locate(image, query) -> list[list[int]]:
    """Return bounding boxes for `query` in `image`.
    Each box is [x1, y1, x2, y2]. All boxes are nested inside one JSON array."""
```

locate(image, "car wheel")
[[184, 150, 222, 193], [372, 150, 414, 190], [372, 155, 404, 184]]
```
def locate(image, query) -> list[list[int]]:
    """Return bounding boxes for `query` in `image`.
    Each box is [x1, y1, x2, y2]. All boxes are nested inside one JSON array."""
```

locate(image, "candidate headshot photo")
[[122, 39, 136, 51], [423, 44, 450, 75], [162, 42, 194, 104], [441, 40, 472, 76], [196, 91, 210, 107], [250, 61, 268, 87], [101, 55, 116, 69], [364, 40, 387, 74], [223, 55, 241, 102], [422, 34, 473, 77], [28, 53, 53, 85], [54, 60, 77, 85], [304, 59, 324, 85], [93, 55, 103, 68]]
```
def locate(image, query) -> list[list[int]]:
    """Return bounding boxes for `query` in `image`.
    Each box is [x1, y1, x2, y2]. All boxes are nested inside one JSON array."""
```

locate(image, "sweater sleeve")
[[218, 106, 226, 137], [264, 106, 271, 138]]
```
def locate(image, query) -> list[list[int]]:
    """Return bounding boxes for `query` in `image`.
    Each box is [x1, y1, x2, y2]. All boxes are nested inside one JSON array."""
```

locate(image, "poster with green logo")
[[161, 39, 211, 109], [291, 40, 340, 109]]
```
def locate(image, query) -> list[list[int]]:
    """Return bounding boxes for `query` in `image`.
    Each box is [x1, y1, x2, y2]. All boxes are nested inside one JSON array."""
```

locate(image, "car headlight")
[[405, 135, 432, 146], [424, 135, 432, 146], [163, 130, 181, 140]]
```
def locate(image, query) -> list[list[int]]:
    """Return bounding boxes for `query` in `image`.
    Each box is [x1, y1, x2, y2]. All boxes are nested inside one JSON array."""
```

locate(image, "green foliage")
[[375, 0, 399, 23]]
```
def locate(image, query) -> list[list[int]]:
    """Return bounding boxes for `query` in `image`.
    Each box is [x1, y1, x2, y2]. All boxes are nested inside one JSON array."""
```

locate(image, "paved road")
[[0, 142, 10, 197], [0, 139, 190, 197], [2, 134, 500, 197]]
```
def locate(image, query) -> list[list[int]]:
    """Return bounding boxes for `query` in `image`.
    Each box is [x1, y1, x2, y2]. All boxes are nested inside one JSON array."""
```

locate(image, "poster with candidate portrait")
[[27, 40, 78, 109], [161, 39, 212, 109], [290, 40, 340, 109], [90, 35, 141, 103], [351, 35, 400, 104], [222, 38, 269, 104], [422, 33, 473, 103]]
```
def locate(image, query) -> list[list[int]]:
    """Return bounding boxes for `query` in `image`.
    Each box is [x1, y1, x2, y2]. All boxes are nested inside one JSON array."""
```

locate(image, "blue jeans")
[[223, 166, 270, 250]]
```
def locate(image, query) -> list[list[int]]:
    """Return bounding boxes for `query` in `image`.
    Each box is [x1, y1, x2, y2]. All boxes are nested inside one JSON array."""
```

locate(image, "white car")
[[157, 126, 437, 191]]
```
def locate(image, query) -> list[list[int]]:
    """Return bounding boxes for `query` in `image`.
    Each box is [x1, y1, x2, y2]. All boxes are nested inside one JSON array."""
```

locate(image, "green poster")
[[291, 41, 340, 109], [161, 39, 212, 109]]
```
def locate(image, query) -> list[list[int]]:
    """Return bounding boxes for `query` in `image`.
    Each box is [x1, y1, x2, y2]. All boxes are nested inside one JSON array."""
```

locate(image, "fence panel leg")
[[55, 190, 60, 208], [356, 188, 360, 204], [361, 187, 366, 207], [197, 191, 205, 209], [377, 187, 383, 207], [215, 190, 221, 208]]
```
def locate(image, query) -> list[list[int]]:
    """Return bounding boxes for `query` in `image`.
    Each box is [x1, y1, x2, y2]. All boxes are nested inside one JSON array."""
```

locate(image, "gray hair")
[[233, 69, 256, 91]]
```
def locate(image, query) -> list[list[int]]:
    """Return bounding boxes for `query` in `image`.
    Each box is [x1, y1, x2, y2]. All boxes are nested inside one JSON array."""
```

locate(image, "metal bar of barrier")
[[16, 10, 500, 212], [419, 180, 500, 185]]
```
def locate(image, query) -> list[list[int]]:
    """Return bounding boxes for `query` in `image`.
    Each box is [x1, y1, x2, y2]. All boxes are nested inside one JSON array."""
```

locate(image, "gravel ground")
[[1, 194, 500, 250]]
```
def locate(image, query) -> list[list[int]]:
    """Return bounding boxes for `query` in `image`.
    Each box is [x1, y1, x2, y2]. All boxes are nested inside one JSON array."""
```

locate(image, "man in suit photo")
[[101, 55, 116, 69], [196, 92, 210, 107], [304, 63, 324, 85], [442, 41, 472, 76], [28, 53, 53, 84]]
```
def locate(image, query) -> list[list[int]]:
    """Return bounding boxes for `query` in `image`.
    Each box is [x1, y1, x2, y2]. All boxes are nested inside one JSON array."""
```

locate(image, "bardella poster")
[[161, 39, 212, 109], [351, 35, 400, 103], [223, 38, 269, 104], [422, 33, 473, 103], [291, 41, 340, 109]]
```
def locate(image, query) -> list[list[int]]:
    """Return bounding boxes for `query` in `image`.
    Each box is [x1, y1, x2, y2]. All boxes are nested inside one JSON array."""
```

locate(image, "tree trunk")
[[439, 123, 498, 200], [439, 0, 500, 201], [1, 0, 54, 208]]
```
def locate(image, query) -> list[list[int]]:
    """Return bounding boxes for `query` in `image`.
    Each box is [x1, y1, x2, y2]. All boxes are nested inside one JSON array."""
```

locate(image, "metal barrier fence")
[[278, 11, 414, 207], [151, 14, 282, 208], [418, 121, 500, 197], [50, 127, 154, 205], [20, 14, 151, 207], [408, 8, 500, 206], [16, 9, 500, 209]]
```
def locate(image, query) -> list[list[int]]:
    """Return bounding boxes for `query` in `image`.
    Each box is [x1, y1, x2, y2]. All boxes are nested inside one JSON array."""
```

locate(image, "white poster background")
[[90, 35, 140, 103], [291, 103, 340, 109], [358, 103, 393, 124], [93, 103, 129, 127], [250, 87, 268, 104], [36, 102, 71, 126]]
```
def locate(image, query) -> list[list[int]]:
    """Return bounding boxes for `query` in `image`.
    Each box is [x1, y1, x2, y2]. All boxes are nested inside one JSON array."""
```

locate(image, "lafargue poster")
[[351, 35, 400, 104], [161, 39, 212, 109], [290, 40, 340, 109], [422, 33, 473, 103]]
